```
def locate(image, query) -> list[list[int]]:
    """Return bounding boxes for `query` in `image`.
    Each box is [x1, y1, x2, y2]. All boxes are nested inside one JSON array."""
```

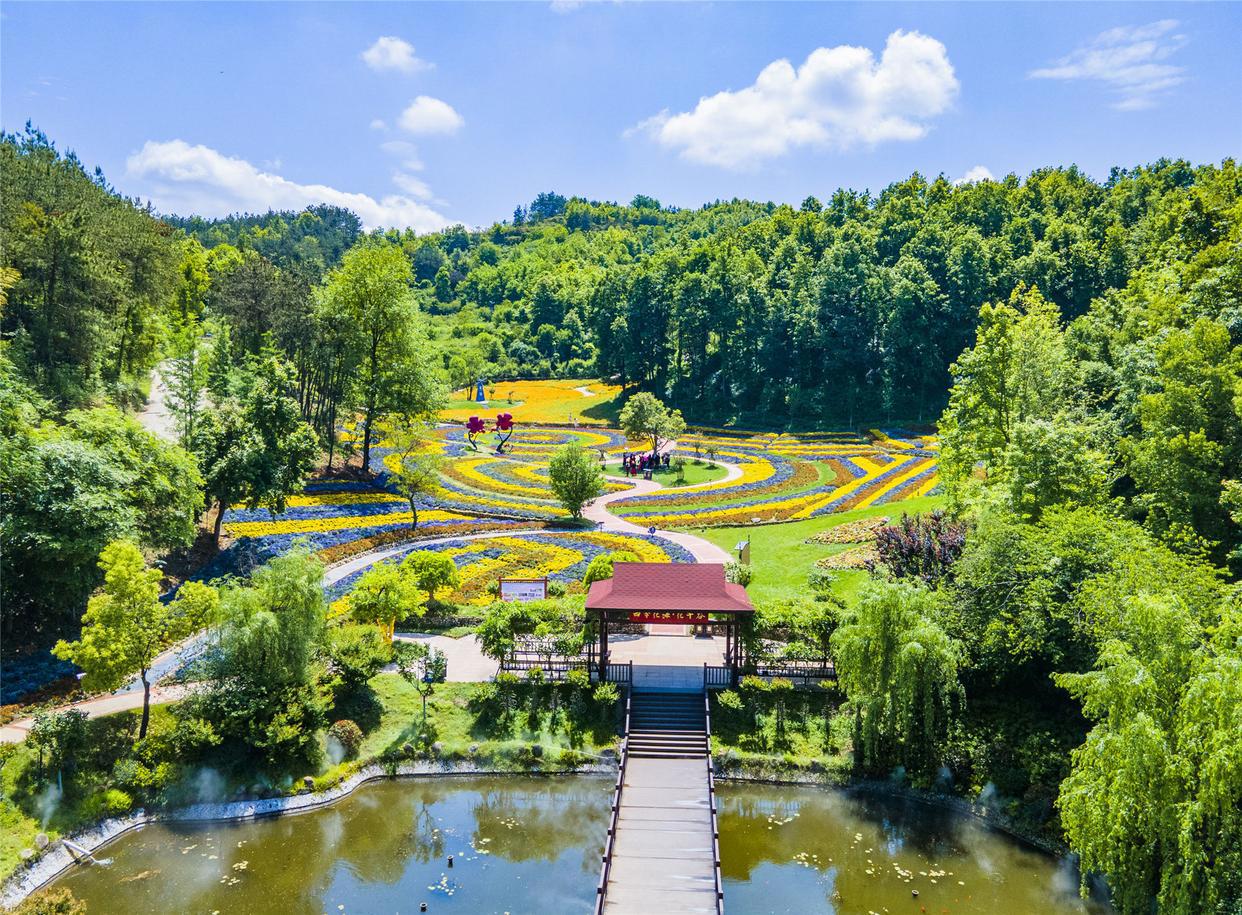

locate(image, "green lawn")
[[696, 495, 945, 605], [607, 460, 730, 488]]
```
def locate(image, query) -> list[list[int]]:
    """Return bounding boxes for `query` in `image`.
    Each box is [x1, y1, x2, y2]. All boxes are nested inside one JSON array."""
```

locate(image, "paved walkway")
[[0, 685, 190, 743], [603, 755, 719, 914], [608, 632, 726, 691], [584, 474, 733, 564]]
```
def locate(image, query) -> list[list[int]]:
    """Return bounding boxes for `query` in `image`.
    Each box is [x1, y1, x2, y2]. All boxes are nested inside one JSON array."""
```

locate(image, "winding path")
[[1, 448, 736, 743]]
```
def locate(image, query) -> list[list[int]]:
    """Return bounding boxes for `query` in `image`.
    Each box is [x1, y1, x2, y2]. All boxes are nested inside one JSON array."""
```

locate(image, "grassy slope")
[[696, 495, 946, 605]]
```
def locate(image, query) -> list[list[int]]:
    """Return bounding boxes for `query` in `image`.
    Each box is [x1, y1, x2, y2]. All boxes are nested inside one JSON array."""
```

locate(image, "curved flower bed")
[[327, 530, 694, 605], [609, 430, 939, 528]]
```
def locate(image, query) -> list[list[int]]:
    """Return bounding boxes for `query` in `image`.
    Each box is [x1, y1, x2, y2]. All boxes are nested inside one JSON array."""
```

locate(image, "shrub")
[[566, 668, 591, 690], [82, 788, 133, 818], [13, 888, 86, 915], [547, 579, 568, 597], [424, 647, 449, 683], [327, 720, 363, 760], [593, 682, 619, 706], [716, 689, 743, 711], [808, 570, 836, 595], [725, 561, 753, 586], [526, 667, 545, 684]]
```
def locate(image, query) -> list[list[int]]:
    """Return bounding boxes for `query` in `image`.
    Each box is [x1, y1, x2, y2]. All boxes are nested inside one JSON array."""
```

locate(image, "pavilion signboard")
[[628, 611, 709, 626]]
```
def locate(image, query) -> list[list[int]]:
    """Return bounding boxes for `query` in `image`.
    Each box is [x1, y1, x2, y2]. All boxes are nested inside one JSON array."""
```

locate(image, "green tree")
[[582, 550, 639, 587], [326, 623, 392, 694], [318, 242, 442, 474], [192, 357, 319, 541], [191, 547, 330, 765], [548, 442, 604, 520], [618, 391, 686, 456], [401, 551, 461, 603], [163, 319, 211, 446], [53, 541, 217, 739], [1123, 318, 1242, 561], [831, 580, 963, 776], [384, 417, 442, 529], [27, 709, 87, 789], [348, 561, 428, 632], [1055, 596, 1241, 915], [938, 286, 1079, 501], [0, 405, 202, 641]]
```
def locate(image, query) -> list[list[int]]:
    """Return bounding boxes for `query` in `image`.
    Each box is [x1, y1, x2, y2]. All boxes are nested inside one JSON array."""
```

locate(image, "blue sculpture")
[[475, 379, 486, 402]]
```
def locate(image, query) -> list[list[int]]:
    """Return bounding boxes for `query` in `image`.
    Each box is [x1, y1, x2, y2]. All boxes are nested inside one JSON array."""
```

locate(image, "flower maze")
[[612, 428, 940, 527], [212, 421, 939, 598]]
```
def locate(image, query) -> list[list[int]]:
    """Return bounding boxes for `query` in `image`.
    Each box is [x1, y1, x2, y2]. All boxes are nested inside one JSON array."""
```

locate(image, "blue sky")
[[4, 2, 1240, 231]]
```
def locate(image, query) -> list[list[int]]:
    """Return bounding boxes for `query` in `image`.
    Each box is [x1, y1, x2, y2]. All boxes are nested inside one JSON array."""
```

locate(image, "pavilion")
[[585, 562, 754, 684]]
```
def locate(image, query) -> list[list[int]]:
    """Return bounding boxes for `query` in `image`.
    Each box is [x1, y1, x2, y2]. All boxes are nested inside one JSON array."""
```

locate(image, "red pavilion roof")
[[585, 562, 753, 614]]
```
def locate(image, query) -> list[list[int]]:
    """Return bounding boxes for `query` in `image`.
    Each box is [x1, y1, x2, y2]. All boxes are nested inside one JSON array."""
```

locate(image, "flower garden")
[[440, 378, 625, 425], [612, 427, 940, 527], [210, 419, 938, 604], [326, 530, 694, 606]]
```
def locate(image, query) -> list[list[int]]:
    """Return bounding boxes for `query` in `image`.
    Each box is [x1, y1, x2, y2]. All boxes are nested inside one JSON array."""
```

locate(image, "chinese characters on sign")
[[628, 611, 710, 626], [498, 578, 548, 603]]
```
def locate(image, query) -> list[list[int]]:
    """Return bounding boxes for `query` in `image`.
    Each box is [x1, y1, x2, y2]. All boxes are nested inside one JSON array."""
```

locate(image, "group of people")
[[619, 450, 670, 479]]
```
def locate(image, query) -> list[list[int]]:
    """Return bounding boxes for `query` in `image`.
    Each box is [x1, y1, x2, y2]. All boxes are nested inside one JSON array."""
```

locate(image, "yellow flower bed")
[[226, 509, 471, 538], [440, 379, 624, 425]]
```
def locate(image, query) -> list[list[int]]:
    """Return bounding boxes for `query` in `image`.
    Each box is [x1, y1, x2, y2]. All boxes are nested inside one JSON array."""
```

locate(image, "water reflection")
[[718, 783, 1110, 915], [55, 776, 609, 915]]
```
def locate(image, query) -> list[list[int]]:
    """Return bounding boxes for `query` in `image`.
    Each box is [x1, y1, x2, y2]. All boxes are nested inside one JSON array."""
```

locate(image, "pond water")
[[49, 777, 1110, 914], [717, 782, 1110, 914], [53, 776, 610, 915]]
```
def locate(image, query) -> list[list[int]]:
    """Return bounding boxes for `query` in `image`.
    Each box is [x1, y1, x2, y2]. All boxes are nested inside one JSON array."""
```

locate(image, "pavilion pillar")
[[599, 612, 609, 681]]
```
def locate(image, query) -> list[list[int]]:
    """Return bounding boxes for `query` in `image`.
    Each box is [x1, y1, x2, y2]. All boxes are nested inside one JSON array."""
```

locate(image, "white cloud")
[[1029, 20, 1187, 111], [549, 0, 585, 11], [361, 36, 432, 74], [126, 140, 448, 232], [392, 172, 434, 200], [954, 165, 994, 185], [631, 30, 958, 169], [369, 118, 387, 130], [379, 139, 424, 171], [398, 96, 464, 135]]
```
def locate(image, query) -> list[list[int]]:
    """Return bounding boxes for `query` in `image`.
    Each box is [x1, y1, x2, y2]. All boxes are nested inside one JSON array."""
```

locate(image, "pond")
[[717, 782, 1110, 914], [48, 776, 1110, 914], [53, 776, 610, 915]]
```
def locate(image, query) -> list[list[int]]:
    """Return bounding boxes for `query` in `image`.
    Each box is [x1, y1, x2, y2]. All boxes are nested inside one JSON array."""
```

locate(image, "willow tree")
[[1055, 595, 1242, 914], [830, 580, 962, 777]]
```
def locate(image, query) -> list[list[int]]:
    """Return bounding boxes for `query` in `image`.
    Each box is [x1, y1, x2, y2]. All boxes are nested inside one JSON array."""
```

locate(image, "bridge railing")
[[605, 660, 633, 686], [594, 690, 631, 915], [704, 663, 733, 690], [705, 690, 724, 914], [499, 650, 590, 681]]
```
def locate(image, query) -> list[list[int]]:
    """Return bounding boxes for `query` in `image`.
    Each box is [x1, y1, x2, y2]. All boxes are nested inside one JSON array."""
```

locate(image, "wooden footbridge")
[[595, 689, 724, 915]]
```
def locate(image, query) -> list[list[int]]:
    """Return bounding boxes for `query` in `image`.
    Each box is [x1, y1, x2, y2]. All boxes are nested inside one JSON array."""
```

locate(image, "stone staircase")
[[627, 690, 708, 759]]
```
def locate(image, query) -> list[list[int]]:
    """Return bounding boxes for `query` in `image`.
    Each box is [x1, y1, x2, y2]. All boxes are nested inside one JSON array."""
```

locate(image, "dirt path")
[[136, 363, 177, 442]]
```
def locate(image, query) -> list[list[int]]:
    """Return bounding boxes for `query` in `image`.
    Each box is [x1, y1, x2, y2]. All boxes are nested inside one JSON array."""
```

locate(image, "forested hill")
[[158, 163, 1240, 428]]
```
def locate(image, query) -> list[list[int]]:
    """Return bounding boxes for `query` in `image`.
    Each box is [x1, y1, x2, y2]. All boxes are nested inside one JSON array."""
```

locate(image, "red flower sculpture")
[[466, 415, 486, 450], [494, 412, 516, 453]]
